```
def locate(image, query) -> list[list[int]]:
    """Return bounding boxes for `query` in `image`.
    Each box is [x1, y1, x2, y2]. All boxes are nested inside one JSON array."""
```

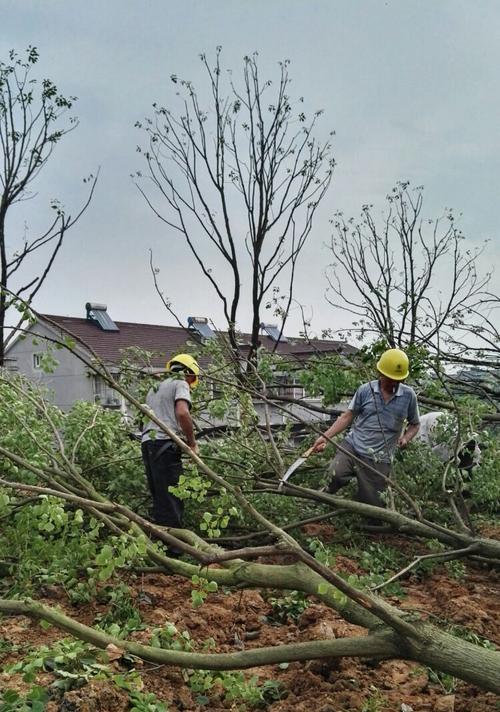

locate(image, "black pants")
[[141, 440, 184, 528]]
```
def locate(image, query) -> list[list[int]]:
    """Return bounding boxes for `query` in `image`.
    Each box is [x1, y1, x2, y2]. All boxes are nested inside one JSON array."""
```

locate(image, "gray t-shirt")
[[141, 378, 191, 442], [345, 380, 420, 462]]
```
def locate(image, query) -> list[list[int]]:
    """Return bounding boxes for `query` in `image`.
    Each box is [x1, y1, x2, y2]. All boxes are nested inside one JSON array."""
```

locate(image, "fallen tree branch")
[[213, 509, 340, 545], [271, 481, 500, 560], [0, 476, 421, 639], [0, 597, 498, 693], [370, 544, 480, 591]]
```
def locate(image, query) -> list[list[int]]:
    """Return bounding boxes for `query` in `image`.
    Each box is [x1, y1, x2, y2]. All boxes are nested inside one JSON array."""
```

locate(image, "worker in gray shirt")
[[312, 349, 420, 508], [141, 354, 199, 530]]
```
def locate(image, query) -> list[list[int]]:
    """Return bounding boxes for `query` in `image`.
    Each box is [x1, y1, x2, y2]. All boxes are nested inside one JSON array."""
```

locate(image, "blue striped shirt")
[[345, 380, 420, 462]]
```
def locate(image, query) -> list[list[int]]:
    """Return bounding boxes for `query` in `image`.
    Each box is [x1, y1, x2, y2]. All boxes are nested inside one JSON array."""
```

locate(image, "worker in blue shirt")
[[312, 349, 420, 507]]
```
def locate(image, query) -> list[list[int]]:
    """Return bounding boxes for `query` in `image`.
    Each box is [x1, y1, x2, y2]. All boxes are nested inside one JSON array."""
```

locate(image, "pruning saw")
[[278, 446, 315, 490]]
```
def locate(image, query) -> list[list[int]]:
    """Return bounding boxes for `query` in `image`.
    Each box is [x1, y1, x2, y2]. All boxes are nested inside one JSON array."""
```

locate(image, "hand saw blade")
[[278, 447, 314, 490]]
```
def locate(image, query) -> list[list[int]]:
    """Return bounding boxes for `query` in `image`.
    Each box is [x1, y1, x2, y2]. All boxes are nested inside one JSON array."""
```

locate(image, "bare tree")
[[0, 46, 97, 364], [444, 292, 499, 361], [326, 182, 494, 353], [135, 49, 335, 363]]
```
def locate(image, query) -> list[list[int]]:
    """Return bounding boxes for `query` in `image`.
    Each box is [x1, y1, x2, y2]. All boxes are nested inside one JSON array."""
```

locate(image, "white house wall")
[[253, 398, 348, 426], [6, 323, 94, 411]]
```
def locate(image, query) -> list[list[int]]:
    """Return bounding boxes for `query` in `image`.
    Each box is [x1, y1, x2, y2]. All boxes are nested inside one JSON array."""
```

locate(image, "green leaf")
[[2, 690, 20, 703], [191, 590, 205, 608]]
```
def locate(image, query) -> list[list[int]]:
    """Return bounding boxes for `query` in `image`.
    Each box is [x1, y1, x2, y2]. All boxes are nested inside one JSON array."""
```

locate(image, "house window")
[[273, 373, 305, 399], [4, 357, 18, 373], [93, 375, 104, 402], [93, 375, 122, 408], [33, 353, 43, 370]]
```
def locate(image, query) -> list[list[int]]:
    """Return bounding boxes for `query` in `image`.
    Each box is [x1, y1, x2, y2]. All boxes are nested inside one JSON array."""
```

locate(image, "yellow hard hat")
[[376, 349, 409, 381], [166, 353, 200, 388]]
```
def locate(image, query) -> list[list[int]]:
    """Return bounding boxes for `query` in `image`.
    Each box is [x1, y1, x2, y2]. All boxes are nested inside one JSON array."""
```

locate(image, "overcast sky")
[[2, 0, 499, 338]]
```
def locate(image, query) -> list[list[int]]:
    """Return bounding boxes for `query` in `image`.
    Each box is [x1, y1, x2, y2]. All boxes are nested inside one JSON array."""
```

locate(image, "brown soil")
[[1, 532, 499, 712]]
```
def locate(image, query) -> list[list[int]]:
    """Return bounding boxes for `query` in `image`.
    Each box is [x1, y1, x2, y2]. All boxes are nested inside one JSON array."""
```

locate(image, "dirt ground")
[[1, 529, 499, 711]]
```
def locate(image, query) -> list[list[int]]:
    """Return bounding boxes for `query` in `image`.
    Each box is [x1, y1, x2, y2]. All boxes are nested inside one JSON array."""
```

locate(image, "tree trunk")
[[404, 623, 500, 694], [0, 214, 7, 367]]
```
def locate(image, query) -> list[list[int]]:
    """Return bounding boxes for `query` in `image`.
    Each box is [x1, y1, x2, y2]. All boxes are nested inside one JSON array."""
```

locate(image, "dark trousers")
[[327, 440, 391, 508], [141, 440, 184, 528]]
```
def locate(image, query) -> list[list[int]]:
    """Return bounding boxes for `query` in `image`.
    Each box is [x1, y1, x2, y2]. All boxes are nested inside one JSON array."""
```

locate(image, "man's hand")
[[399, 423, 420, 449], [175, 399, 196, 455], [312, 436, 328, 453], [311, 410, 354, 454]]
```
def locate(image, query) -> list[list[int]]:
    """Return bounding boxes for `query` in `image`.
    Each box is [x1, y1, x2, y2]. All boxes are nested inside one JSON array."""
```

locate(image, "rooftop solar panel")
[[86, 303, 119, 332], [261, 323, 287, 343], [188, 316, 215, 340]]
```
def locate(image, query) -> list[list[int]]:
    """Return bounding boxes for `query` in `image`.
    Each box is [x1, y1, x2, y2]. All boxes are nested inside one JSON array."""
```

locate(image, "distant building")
[[5, 303, 355, 425]]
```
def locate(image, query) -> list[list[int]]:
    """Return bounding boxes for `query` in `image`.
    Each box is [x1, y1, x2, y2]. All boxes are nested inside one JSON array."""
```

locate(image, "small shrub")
[[0, 686, 49, 712], [6, 638, 106, 691], [95, 582, 143, 635], [150, 623, 193, 652], [114, 673, 169, 712], [267, 591, 309, 624], [188, 669, 286, 708], [190, 575, 218, 609]]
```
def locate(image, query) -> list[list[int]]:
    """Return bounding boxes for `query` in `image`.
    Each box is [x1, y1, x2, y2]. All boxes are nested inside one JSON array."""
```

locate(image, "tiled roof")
[[40, 314, 356, 368]]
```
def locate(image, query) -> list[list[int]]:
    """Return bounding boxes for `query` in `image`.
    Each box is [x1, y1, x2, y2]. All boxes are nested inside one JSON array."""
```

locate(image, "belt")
[[154, 440, 179, 460], [144, 439, 179, 459]]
